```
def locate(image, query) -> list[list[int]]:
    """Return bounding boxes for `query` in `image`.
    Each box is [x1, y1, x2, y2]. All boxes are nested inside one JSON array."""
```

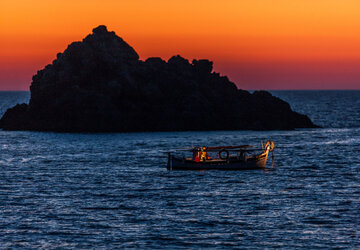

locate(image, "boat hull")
[[167, 150, 269, 170]]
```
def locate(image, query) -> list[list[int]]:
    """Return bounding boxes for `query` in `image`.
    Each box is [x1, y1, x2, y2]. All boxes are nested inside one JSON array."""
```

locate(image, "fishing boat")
[[167, 140, 275, 170]]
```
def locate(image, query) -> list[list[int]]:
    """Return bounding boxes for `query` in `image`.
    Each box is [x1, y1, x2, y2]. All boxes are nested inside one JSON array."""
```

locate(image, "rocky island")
[[0, 25, 318, 132]]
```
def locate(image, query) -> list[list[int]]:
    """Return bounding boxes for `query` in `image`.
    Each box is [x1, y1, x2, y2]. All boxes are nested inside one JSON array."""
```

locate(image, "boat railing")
[[166, 140, 275, 161]]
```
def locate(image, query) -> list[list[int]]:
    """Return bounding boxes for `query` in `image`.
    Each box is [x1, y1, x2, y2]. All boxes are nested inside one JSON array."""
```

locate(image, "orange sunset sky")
[[1, 0, 360, 90]]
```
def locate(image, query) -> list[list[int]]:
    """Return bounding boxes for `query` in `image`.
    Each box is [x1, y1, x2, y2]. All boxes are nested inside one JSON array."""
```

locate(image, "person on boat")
[[200, 147, 210, 161], [193, 148, 201, 162]]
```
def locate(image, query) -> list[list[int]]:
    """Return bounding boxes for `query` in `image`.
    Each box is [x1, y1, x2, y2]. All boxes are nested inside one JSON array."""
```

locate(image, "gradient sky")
[[1, 0, 360, 90]]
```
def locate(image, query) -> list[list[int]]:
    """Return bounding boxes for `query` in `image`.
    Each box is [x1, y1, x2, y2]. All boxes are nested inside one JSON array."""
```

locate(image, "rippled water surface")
[[0, 91, 359, 248]]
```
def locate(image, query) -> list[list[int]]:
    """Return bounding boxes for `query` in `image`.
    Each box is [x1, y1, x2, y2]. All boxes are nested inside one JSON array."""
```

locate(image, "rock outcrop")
[[0, 25, 318, 132]]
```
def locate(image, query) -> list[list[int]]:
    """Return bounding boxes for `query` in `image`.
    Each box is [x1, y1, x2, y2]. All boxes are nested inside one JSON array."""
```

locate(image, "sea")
[[0, 90, 359, 248]]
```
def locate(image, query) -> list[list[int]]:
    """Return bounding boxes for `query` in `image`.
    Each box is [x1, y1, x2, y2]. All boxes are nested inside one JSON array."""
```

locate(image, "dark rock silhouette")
[[0, 25, 319, 132]]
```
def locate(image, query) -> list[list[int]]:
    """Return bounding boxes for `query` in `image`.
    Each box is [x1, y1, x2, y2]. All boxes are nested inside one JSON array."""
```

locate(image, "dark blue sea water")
[[0, 91, 359, 248]]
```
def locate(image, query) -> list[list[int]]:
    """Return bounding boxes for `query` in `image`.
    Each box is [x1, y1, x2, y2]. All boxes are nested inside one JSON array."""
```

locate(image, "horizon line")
[[1, 89, 360, 92]]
